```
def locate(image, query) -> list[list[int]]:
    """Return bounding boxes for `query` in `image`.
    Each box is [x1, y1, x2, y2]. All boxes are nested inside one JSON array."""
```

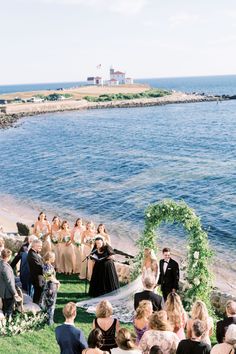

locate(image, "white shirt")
[[111, 348, 142, 354], [163, 260, 169, 274]]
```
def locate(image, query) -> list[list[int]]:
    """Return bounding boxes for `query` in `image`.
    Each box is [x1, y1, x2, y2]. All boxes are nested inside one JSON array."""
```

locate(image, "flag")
[[96, 64, 102, 69]]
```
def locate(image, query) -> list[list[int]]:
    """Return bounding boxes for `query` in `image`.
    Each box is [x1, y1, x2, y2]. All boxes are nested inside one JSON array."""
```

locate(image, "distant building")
[[125, 78, 133, 85], [110, 68, 126, 84], [87, 76, 103, 85], [27, 97, 44, 103], [107, 78, 119, 86]]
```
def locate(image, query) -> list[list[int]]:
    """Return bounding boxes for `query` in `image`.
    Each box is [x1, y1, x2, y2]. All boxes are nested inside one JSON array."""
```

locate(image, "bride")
[[77, 247, 159, 323]]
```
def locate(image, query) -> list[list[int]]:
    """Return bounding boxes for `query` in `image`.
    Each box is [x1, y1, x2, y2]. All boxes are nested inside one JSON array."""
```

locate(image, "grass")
[[0, 275, 218, 353], [0, 274, 131, 354]]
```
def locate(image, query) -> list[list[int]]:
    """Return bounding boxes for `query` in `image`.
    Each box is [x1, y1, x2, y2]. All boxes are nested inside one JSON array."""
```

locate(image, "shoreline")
[[0, 193, 235, 297], [0, 91, 221, 129]]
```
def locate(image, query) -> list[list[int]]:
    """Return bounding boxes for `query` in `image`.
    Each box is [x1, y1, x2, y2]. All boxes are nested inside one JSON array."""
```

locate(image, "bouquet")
[[75, 242, 81, 247], [63, 235, 71, 243]]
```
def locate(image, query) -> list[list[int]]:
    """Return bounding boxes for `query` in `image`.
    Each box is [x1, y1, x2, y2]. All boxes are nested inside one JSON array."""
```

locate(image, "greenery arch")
[[134, 199, 213, 310]]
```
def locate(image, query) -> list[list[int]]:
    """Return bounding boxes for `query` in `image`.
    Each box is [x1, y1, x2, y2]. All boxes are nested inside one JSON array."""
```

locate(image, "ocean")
[[0, 75, 236, 268]]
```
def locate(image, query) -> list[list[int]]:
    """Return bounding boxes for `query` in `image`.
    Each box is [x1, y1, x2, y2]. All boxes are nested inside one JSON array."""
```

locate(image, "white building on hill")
[[87, 76, 103, 85]]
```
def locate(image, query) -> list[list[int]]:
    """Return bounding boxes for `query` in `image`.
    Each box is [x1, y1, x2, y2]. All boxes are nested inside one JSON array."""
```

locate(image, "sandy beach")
[[1, 194, 235, 297]]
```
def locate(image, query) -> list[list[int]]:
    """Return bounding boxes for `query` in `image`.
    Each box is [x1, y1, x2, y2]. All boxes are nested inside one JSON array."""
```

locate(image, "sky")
[[1, 0, 236, 84]]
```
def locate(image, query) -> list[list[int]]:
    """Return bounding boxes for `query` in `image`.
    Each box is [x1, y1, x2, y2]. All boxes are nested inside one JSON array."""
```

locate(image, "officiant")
[[89, 237, 120, 297]]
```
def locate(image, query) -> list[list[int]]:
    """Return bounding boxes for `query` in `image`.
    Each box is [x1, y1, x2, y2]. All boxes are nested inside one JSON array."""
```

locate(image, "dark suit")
[[55, 323, 88, 354], [27, 248, 43, 303], [157, 258, 179, 300], [0, 259, 16, 317], [134, 289, 164, 312], [216, 316, 236, 343], [11, 242, 29, 269]]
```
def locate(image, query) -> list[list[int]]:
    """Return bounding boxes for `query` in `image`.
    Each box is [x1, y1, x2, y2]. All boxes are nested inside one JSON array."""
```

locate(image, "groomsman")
[[27, 239, 43, 304], [157, 247, 179, 300]]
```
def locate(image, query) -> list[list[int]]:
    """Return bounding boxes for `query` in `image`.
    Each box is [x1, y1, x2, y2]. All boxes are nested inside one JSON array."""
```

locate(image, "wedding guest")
[[18, 235, 37, 295], [157, 248, 179, 301], [211, 324, 236, 354], [50, 216, 61, 270], [89, 237, 120, 297], [71, 218, 85, 274], [93, 300, 120, 353], [97, 224, 111, 245], [142, 248, 158, 282], [186, 300, 213, 346], [165, 292, 188, 340], [216, 300, 236, 343], [41, 251, 60, 325], [27, 239, 44, 304], [33, 212, 51, 256], [82, 328, 109, 354], [111, 328, 142, 353], [80, 221, 96, 280], [176, 319, 211, 354], [55, 302, 88, 354], [59, 220, 76, 274], [11, 236, 29, 269], [139, 310, 179, 354], [0, 249, 17, 319], [134, 276, 164, 312], [133, 300, 153, 344]]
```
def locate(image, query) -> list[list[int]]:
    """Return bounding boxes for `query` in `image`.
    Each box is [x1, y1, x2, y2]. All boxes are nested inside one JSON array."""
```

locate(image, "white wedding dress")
[[76, 266, 157, 323]]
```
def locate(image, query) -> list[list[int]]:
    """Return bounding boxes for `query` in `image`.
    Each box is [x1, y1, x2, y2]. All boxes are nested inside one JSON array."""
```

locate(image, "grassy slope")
[[0, 274, 217, 353]]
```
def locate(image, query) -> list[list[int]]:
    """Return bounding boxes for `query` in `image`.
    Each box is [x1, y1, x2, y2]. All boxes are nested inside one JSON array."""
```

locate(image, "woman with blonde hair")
[[186, 300, 213, 346], [133, 300, 153, 344], [139, 310, 179, 354], [93, 300, 120, 353], [33, 211, 51, 256], [71, 218, 85, 274], [165, 292, 188, 340], [41, 251, 60, 325], [111, 328, 142, 353], [58, 220, 76, 274], [142, 248, 158, 283], [50, 216, 61, 270]]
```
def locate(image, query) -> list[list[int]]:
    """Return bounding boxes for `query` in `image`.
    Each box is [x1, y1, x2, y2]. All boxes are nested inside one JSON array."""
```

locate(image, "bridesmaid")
[[96, 224, 111, 245], [59, 220, 76, 274], [71, 218, 85, 274], [50, 216, 61, 271], [33, 212, 51, 257], [80, 221, 96, 280]]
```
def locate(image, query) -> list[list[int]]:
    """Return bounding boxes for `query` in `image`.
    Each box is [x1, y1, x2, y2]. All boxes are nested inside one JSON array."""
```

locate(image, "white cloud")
[[39, 0, 148, 15], [168, 12, 200, 28]]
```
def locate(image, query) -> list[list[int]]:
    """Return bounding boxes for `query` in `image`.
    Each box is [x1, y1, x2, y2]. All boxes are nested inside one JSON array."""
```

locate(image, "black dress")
[[89, 245, 120, 297]]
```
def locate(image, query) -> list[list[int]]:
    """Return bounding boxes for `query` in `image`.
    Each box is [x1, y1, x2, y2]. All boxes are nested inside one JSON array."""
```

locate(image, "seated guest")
[[211, 324, 236, 354], [149, 346, 164, 354], [55, 302, 88, 354], [89, 237, 120, 297], [41, 251, 60, 325], [111, 328, 142, 353], [133, 300, 153, 344], [176, 319, 211, 354], [165, 292, 188, 340], [216, 300, 236, 343], [186, 300, 213, 346], [0, 249, 17, 320], [139, 310, 179, 354], [27, 239, 44, 304], [134, 276, 164, 312], [93, 300, 120, 353], [82, 328, 109, 354]]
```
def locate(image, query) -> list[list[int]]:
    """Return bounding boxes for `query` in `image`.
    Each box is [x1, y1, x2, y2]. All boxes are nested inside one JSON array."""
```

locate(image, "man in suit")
[[27, 239, 43, 304], [216, 300, 236, 343], [0, 248, 17, 319], [157, 247, 179, 301], [134, 275, 164, 311], [55, 302, 88, 354]]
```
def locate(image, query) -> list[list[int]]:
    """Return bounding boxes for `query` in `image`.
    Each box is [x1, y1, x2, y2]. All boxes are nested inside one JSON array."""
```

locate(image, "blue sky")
[[1, 0, 236, 84]]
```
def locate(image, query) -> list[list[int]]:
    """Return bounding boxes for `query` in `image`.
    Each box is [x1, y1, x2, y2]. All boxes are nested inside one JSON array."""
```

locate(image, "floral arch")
[[134, 199, 213, 310]]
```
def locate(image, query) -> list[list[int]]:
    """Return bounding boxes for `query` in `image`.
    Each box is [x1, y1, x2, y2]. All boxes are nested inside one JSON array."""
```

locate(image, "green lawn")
[[0, 274, 115, 354], [0, 275, 217, 353]]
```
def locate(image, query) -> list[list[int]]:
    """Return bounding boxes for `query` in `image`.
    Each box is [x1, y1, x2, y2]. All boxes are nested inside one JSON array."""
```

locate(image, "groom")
[[157, 247, 179, 301]]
